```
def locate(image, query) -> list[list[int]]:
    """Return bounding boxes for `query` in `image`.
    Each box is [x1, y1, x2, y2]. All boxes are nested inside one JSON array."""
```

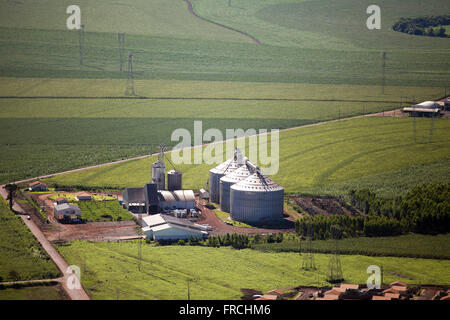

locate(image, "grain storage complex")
[[210, 149, 284, 224]]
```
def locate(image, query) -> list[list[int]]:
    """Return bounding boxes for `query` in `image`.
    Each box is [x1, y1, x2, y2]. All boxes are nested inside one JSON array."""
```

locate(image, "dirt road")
[[0, 185, 90, 300]]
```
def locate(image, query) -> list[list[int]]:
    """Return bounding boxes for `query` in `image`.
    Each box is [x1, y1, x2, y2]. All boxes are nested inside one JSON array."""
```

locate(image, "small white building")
[[76, 192, 92, 201], [54, 203, 81, 220], [142, 214, 207, 241]]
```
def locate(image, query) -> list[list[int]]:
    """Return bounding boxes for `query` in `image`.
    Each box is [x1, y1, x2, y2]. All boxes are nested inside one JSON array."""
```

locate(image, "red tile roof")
[[29, 181, 46, 187], [372, 296, 391, 300], [389, 281, 407, 287], [340, 284, 359, 290]]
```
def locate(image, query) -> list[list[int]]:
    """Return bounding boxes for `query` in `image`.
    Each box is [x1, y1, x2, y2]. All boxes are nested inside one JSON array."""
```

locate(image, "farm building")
[[54, 197, 68, 205], [122, 183, 194, 214], [28, 181, 48, 192], [76, 192, 92, 201], [141, 214, 207, 241], [403, 101, 442, 117], [54, 203, 81, 220], [158, 190, 195, 211]]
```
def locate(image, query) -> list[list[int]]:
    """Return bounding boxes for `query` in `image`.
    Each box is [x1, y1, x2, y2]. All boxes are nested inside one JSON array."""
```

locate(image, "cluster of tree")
[[349, 184, 450, 235], [295, 184, 449, 239], [155, 232, 285, 249], [393, 16, 449, 37]]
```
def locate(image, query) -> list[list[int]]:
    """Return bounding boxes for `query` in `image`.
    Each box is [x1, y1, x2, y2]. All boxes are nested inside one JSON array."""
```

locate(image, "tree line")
[[393, 16, 450, 37], [295, 184, 449, 239]]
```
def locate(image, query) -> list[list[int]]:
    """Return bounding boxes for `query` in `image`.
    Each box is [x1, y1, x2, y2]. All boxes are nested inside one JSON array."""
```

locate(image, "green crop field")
[[0, 0, 449, 185], [76, 200, 134, 222], [0, 198, 60, 282], [0, 284, 65, 300], [56, 241, 450, 300], [253, 234, 450, 260], [44, 117, 450, 198]]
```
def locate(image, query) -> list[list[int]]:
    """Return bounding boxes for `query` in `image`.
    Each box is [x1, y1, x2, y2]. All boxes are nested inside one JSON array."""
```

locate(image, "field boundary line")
[[0, 95, 409, 104], [183, 0, 261, 45]]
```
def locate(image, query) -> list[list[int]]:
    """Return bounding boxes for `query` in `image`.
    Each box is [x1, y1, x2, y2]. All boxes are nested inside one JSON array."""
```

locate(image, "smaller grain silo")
[[230, 171, 284, 224], [219, 161, 254, 213], [151, 159, 165, 190], [167, 170, 182, 191]]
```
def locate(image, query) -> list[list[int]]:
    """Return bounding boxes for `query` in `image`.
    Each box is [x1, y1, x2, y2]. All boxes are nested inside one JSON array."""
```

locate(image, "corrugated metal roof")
[[220, 163, 254, 183], [231, 172, 283, 192], [159, 190, 195, 202]]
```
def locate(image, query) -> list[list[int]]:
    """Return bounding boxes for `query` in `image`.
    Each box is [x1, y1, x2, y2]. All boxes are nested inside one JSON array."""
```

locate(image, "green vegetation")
[[0, 284, 64, 300], [45, 117, 450, 197], [48, 193, 116, 202], [393, 15, 450, 37], [76, 200, 133, 222], [213, 209, 252, 228], [0, 198, 59, 281], [253, 234, 450, 260], [56, 241, 450, 299], [0, 0, 449, 185]]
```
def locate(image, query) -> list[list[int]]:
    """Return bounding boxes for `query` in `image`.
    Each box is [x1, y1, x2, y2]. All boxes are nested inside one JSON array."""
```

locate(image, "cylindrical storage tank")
[[167, 170, 182, 191], [152, 160, 165, 190], [220, 164, 254, 213], [208, 158, 241, 204], [230, 172, 284, 224]]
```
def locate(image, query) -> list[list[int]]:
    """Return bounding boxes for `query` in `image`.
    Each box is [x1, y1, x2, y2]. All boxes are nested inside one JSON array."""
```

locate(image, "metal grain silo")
[[167, 170, 182, 191], [219, 162, 254, 213], [151, 159, 165, 190], [230, 171, 284, 224], [208, 149, 243, 204]]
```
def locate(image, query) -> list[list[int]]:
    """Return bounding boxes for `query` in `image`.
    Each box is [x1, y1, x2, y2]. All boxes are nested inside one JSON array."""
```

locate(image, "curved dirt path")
[[184, 0, 261, 45]]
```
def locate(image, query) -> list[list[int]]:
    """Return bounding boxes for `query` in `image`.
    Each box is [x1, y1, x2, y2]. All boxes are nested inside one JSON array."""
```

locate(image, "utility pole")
[[381, 51, 386, 95], [137, 240, 142, 271], [79, 24, 85, 65], [327, 225, 343, 283], [125, 52, 135, 96], [118, 33, 125, 73], [187, 279, 191, 300], [429, 113, 435, 144]]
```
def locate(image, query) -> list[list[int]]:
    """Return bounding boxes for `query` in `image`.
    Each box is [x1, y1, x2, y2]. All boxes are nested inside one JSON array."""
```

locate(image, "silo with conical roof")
[[230, 172, 284, 224], [219, 162, 254, 213], [208, 149, 243, 204]]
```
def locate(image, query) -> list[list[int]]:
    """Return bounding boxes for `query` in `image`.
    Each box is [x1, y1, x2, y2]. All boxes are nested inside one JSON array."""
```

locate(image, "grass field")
[[44, 117, 450, 198], [253, 234, 450, 260], [56, 241, 450, 300], [0, 284, 64, 300], [0, 198, 60, 282], [76, 200, 134, 222]]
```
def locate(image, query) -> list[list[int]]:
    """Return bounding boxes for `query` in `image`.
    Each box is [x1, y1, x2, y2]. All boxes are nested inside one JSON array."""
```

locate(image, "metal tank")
[[230, 171, 284, 224], [151, 159, 165, 190], [167, 170, 182, 191], [208, 149, 243, 204], [219, 162, 254, 213]]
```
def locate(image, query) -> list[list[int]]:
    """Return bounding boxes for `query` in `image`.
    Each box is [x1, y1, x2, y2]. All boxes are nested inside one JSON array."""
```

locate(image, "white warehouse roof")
[[141, 214, 208, 241]]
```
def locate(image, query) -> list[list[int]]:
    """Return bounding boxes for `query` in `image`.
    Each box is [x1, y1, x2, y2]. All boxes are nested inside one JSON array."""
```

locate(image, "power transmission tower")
[[118, 33, 125, 72], [302, 219, 316, 270], [381, 51, 386, 95], [187, 278, 192, 300], [125, 52, 135, 96], [327, 225, 343, 283], [79, 24, 85, 65]]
